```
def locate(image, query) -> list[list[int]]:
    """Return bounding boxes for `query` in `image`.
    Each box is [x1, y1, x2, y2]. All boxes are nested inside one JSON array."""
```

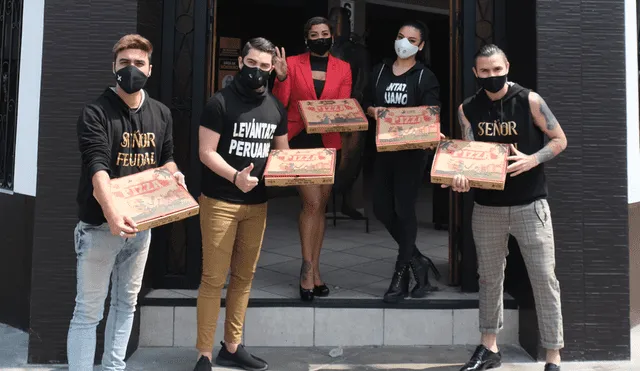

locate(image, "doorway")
[[199, 0, 461, 299]]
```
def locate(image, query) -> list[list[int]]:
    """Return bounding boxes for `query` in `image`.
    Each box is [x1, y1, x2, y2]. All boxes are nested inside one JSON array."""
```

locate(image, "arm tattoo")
[[533, 138, 564, 164], [538, 96, 558, 131], [458, 108, 475, 140]]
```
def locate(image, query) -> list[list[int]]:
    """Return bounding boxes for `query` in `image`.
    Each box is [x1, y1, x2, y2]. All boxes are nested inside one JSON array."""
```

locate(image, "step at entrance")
[[139, 291, 519, 348]]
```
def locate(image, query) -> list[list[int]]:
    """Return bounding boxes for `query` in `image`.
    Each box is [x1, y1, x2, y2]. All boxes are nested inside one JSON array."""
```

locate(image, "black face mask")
[[477, 74, 507, 94], [237, 65, 270, 90], [307, 37, 333, 55], [115, 65, 148, 94]]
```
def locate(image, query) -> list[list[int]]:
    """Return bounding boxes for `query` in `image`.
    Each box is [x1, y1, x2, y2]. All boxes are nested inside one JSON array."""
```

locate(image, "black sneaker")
[[215, 342, 268, 371], [544, 363, 560, 371], [459, 344, 502, 370], [193, 355, 212, 371]]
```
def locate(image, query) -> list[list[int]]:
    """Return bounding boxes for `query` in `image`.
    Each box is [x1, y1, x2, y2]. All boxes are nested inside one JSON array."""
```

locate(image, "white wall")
[[12, 0, 44, 197], [627, 0, 640, 204]]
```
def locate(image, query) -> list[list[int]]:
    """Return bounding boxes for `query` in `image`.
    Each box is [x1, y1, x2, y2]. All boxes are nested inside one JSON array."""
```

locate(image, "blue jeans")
[[67, 221, 151, 371]]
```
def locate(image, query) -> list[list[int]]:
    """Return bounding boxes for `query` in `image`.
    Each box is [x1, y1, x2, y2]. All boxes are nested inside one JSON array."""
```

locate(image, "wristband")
[[233, 171, 239, 185]]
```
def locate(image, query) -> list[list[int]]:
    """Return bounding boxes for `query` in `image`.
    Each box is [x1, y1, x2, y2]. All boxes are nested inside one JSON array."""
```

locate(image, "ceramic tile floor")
[[146, 195, 479, 301]]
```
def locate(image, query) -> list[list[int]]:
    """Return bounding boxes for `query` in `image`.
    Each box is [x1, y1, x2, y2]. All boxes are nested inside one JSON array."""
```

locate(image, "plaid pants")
[[472, 199, 564, 349]]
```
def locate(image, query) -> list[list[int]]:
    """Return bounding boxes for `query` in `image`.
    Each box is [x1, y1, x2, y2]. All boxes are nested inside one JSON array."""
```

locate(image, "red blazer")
[[272, 52, 352, 149]]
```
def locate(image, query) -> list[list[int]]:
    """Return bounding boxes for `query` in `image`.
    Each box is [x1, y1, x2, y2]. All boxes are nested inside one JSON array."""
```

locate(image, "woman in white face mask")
[[361, 20, 442, 304]]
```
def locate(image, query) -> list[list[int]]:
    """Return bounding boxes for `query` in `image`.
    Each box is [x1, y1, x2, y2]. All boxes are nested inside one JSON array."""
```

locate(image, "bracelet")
[[233, 171, 239, 185]]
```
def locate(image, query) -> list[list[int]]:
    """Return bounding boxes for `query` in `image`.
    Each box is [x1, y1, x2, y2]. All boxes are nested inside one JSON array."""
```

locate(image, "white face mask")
[[394, 38, 419, 59]]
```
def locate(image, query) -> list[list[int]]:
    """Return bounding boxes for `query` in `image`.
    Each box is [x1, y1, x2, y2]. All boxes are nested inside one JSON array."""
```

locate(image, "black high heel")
[[410, 253, 440, 298], [313, 284, 330, 297], [299, 285, 314, 301]]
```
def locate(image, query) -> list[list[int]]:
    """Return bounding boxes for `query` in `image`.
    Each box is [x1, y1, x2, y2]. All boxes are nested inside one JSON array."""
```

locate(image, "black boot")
[[409, 254, 439, 298], [383, 263, 410, 303]]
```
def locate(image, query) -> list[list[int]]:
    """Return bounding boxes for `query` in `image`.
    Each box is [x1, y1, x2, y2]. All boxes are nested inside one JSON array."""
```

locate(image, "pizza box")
[[430, 139, 509, 190], [375, 106, 441, 152], [298, 98, 368, 134], [102, 168, 200, 231], [264, 148, 336, 186]]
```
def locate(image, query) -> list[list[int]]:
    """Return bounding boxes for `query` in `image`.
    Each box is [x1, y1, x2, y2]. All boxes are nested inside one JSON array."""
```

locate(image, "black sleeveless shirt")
[[462, 82, 547, 206]]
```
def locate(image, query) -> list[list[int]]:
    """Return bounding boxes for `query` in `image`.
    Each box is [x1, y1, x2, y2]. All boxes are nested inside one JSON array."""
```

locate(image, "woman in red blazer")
[[272, 16, 352, 301]]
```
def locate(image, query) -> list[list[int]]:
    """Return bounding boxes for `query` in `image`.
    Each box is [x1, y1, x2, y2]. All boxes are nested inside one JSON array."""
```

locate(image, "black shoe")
[[313, 284, 330, 297], [409, 255, 439, 298], [299, 285, 314, 301], [215, 342, 269, 371], [193, 355, 212, 371], [544, 363, 560, 371], [459, 345, 502, 371], [383, 263, 411, 303]]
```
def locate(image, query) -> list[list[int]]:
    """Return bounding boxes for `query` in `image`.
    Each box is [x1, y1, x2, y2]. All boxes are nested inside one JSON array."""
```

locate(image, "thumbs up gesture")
[[235, 163, 259, 193]]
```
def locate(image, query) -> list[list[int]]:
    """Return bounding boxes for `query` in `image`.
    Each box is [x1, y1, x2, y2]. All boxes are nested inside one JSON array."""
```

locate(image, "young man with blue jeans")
[[67, 34, 184, 370]]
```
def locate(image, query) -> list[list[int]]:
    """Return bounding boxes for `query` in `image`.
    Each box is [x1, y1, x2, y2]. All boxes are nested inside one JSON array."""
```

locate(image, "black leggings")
[[372, 149, 429, 267]]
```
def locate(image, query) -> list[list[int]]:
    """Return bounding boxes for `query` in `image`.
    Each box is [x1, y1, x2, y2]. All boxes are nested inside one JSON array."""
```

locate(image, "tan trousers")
[[196, 195, 267, 352]]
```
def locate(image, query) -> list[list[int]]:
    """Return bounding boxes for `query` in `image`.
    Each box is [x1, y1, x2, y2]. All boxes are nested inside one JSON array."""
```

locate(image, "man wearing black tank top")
[[447, 45, 567, 371]]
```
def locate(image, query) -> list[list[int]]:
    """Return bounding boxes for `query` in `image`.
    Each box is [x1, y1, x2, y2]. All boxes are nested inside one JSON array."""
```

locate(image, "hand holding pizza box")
[[375, 106, 441, 152], [430, 139, 509, 190], [264, 148, 336, 186], [101, 168, 200, 231], [298, 99, 368, 134]]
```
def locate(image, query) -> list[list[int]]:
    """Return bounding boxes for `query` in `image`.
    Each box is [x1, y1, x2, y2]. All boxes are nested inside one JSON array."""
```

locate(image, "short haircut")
[[304, 16, 333, 38], [474, 44, 508, 67], [241, 37, 277, 59], [113, 34, 153, 63]]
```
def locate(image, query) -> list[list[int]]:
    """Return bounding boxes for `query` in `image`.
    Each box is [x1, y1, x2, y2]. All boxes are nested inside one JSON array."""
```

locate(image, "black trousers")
[[372, 149, 429, 267]]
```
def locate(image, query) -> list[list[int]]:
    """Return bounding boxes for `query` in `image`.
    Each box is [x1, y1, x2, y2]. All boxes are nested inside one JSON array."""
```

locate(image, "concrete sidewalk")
[[1, 324, 637, 370]]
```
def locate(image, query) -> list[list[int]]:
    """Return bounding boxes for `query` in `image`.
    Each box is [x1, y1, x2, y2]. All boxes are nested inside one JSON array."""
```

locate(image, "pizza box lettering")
[[264, 148, 336, 186], [298, 98, 368, 134], [100, 168, 200, 231], [430, 139, 509, 190], [375, 106, 441, 152]]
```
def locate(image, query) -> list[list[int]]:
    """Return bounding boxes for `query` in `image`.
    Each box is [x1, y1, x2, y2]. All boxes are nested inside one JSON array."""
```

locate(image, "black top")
[[200, 79, 288, 204], [310, 55, 328, 98], [462, 82, 548, 206], [364, 59, 440, 110], [76, 88, 174, 225]]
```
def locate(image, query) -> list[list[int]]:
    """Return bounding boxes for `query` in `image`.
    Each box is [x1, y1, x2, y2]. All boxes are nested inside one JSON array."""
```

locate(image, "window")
[[0, 0, 23, 190]]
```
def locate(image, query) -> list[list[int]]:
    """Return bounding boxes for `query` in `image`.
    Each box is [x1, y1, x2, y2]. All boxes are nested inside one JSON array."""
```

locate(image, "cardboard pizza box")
[[298, 98, 368, 134], [102, 168, 200, 231], [264, 148, 336, 186], [430, 139, 509, 190], [375, 106, 441, 152]]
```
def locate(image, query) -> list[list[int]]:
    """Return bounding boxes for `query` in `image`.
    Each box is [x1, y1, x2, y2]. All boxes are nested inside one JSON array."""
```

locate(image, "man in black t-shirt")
[[448, 45, 567, 371], [193, 37, 288, 371]]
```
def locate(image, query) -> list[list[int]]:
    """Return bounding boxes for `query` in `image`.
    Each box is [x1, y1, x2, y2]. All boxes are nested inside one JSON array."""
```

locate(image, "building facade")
[[0, 0, 637, 365]]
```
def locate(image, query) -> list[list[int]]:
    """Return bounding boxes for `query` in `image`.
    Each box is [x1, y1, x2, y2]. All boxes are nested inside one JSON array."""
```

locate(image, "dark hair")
[[398, 21, 430, 64], [304, 16, 333, 38], [399, 20, 428, 43], [474, 44, 508, 67], [241, 37, 276, 59]]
